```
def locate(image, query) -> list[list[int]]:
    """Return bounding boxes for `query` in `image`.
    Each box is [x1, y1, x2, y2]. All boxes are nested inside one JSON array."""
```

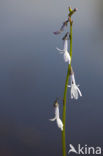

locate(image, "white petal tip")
[[49, 118, 56, 122], [67, 85, 71, 87], [56, 47, 64, 52]]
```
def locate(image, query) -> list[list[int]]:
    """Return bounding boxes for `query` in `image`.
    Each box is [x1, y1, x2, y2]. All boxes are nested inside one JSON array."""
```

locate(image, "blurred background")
[[0, 0, 103, 155]]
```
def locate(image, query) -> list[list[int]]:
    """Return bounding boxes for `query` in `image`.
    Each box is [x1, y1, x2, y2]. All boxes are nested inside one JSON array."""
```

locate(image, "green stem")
[[62, 22, 72, 156]]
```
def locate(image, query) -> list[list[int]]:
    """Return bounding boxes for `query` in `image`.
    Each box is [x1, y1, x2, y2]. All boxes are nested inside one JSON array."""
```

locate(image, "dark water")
[[0, 0, 103, 155]]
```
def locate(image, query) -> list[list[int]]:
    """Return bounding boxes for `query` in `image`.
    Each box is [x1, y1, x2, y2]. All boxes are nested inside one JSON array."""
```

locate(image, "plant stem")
[[62, 22, 72, 156]]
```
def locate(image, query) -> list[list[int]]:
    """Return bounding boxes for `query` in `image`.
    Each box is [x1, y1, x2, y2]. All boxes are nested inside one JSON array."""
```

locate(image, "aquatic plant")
[[50, 6, 82, 156]]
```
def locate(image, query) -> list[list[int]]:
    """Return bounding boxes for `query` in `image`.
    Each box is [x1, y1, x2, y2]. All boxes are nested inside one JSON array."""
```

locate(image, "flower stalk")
[[51, 6, 79, 156], [62, 7, 75, 156]]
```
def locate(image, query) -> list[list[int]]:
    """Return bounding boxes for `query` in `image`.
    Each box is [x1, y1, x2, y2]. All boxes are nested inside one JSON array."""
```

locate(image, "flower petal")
[[77, 87, 82, 97], [56, 118, 63, 131], [64, 40, 68, 51], [56, 47, 64, 52], [49, 117, 56, 121], [71, 85, 78, 99], [68, 85, 71, 87], [64, 51, 71, 64]]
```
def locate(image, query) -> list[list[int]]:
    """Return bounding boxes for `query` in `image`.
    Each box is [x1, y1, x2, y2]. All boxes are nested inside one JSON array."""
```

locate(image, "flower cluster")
[[50, 6, 82, 131], [56, 35, 82, 100]]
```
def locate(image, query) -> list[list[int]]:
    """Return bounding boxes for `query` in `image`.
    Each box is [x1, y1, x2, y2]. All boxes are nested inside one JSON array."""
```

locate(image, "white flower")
[[56, 39, 71, 64], [50, 102, 63, 131], [68, 73, 82, 100]]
